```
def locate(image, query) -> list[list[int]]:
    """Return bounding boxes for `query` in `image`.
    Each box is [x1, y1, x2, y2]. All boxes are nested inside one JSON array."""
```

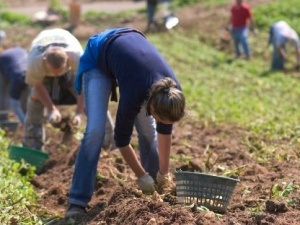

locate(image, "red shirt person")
[[228, 0, 256, 59], [231, 0, 252, 28]]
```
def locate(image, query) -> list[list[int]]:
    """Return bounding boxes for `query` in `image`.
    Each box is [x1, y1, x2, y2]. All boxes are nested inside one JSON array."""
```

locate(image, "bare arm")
[[34, 83, 56, 112], [157, 133, 171, 175], [278, 45, 287, 60], [119, 133, 172, 177], [120, 144, 146, 177]]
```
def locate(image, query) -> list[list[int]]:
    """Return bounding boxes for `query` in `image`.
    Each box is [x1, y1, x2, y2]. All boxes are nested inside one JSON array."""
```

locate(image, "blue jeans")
[[231, 26, 250, 58], [0, 72, 9, 121], [68, 69, 159, 207], [147, 3, 157, 24], [271, 42, 285, 70], [0, 74, 29, 122]]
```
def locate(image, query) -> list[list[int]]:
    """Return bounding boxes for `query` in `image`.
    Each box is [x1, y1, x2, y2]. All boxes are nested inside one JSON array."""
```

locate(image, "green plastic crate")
[[9, 145, 49, 173], [175, 171, 239, 213]]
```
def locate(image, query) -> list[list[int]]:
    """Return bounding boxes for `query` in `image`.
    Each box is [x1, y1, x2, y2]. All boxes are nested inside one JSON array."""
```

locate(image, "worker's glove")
[[48, 109, 62, 124], [137, 173, 156, 194], [156, 172, 175, 194], [253, 28, 259, 35], [71, 114, 81, 127]]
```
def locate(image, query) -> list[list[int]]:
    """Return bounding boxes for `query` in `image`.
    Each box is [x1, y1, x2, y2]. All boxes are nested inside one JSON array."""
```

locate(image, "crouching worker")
[[22, 28, 115, 151], [269, 21, 300, 71], [0, 45, 29, 124], [65, 27, 186, 219]]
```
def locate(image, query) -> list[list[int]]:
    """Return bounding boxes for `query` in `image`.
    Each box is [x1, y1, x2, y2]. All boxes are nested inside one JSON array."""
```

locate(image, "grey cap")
[[0, 30, 6, 43]]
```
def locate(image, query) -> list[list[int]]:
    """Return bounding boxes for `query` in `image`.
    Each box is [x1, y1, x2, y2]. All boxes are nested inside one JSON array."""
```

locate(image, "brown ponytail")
[[147, 77, 185, 122]]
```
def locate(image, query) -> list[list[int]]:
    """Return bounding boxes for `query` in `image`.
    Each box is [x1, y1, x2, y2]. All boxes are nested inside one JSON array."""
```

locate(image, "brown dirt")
[[5, 0, 300, 224]]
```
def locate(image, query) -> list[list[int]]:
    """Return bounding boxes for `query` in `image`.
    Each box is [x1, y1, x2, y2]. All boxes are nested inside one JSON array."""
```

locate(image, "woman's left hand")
[[156, 172, 175, 194]]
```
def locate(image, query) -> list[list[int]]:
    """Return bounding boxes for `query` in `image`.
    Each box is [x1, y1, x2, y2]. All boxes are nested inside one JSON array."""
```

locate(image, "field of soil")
[[4, 0, 300, 224]]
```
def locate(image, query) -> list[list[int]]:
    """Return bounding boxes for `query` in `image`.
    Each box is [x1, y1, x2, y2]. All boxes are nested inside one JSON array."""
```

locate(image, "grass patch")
[[255, 0, 300, 33], [0, 11, 31, 25], [0, 130, 51, 224], [147, 22, 300, 139]]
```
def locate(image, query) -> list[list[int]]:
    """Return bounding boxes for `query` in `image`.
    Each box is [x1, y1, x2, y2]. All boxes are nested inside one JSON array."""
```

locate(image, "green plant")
[[170, 154, 191, 164], [0, 11, 31, 25], [109, 168, 127, 183], [185, 203, 223, 219], [173, 0, 230, 7], [221, 165, 246, 177], [49, 0, 62, 11], [83, 9, 137, 27], [271, 182, 296, 199], [0, 144, 45, 224]]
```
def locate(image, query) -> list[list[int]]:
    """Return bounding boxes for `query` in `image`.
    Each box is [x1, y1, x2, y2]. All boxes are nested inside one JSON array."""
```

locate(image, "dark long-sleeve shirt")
[[0, 47, 28, 99], [75, 28, 181, 147]]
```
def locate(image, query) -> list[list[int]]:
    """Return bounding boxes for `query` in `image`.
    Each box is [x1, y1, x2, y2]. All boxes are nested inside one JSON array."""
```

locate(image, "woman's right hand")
[[137, 173, 156, 194]]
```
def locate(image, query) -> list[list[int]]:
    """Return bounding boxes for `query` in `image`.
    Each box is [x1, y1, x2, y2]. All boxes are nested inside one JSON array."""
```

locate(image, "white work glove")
[[250, 27, 259, 35], [156, 172, 175, 194], [71, 114, 81, 127], [137, 173, 156, 194], [48, 109, 62, 124]]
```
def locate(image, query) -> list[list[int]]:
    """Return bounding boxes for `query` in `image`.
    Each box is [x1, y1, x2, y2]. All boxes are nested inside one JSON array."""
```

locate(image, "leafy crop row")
[[255, 0, 300, 34], [0, 130, 46, 224]]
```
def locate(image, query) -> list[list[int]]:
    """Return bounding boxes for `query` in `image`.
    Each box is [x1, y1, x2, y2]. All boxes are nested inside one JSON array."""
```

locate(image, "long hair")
[[147, 77, 185, 122]]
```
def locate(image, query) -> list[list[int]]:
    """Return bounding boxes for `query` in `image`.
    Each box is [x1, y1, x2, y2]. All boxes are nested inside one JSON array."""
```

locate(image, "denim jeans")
[[271, 42, 285, 70], [68, 69, 159, 207], [0, 74, 29, 122], [0, 73, 9, 121], [231, 26, 250, 58], [135, 104, 159, 180], [147, 3, 157, 24], [146, 0, 158, 31], [22, 87, 46, 150]]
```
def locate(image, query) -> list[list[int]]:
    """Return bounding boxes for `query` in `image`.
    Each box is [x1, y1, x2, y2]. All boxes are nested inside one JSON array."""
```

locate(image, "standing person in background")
[[22, 28, 115, 151], [0, 41, 29, 124], [228, 0, 257, 60], [146, 0, 159, 33], [161, 0, 179, 30], [65, 27, 185, 220], [268, 21, 300, 71], [69, 0, 81, 31], [145, 0, 178, 32]]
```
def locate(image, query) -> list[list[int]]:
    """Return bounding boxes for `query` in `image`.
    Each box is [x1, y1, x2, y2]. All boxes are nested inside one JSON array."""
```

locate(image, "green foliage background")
[[255, 0, 300, 34], [0, 130, 45, 224]]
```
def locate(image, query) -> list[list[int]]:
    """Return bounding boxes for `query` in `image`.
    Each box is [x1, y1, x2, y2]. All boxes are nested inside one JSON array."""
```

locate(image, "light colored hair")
[[147, 77, 185, 122], [44, 47, 67, 69]]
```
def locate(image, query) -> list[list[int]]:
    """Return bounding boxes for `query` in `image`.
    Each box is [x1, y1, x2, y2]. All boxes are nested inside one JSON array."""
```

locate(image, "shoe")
[[65, 204, 86, 219]]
